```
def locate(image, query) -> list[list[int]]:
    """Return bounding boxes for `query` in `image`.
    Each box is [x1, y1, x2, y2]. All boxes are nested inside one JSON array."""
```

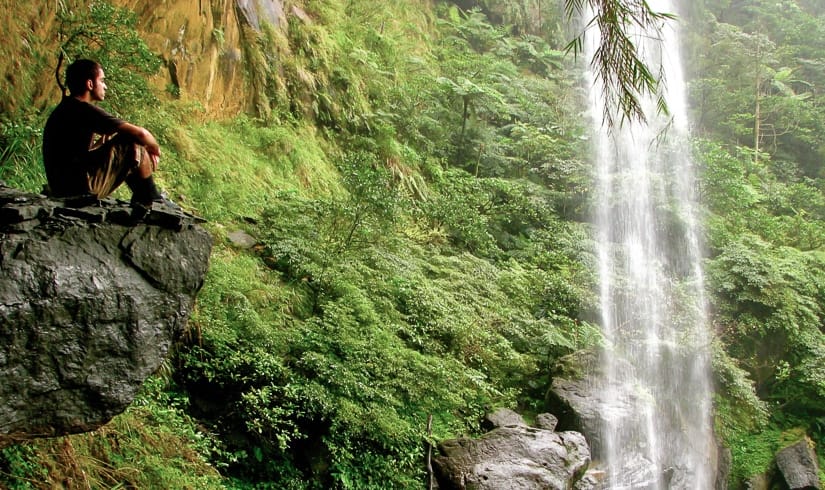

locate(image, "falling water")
[[585, 1, 716, 487]]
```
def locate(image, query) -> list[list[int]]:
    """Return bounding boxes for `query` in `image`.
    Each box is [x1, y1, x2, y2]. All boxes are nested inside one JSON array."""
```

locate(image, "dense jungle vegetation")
[[0, 0, 824, 487]]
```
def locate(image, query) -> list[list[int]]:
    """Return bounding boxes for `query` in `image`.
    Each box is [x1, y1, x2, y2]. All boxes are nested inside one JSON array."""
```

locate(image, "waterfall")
[[585, 1, 716, 487]]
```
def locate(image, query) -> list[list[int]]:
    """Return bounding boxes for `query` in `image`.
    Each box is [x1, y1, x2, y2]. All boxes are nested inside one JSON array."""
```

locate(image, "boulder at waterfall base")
[[433, 409, 591, 489], [776, 437, 821, 490]]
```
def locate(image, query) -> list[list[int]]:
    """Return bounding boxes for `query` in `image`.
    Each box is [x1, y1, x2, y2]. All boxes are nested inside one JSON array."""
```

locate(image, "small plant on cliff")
[[0, 443, 46, 489]]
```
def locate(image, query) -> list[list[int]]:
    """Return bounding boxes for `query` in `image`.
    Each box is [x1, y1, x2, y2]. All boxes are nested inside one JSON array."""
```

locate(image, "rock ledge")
[[0, 183, 212, 445]]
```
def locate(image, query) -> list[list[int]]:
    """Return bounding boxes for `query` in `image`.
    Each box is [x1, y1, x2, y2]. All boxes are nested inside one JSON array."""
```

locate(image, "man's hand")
[[149, 151, 160, 172], [119, 122, 162, 176], [119, 122, 161, 165]]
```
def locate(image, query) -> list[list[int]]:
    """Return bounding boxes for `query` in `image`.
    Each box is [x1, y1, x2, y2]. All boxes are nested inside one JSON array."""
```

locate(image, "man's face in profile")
[[90, 69, 107, 102]]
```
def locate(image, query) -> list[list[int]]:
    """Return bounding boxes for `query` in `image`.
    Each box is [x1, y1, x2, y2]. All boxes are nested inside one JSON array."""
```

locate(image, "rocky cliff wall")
[[117, 0, 288, 115], [0, 0, 290, 117]]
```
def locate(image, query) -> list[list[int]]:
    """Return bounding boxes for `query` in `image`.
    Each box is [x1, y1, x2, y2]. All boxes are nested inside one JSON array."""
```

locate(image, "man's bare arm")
[[117, 122, 161, 168]]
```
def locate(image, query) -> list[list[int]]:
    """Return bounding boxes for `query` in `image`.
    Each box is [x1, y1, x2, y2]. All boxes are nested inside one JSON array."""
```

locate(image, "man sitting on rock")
[[42, 58, 176, 210]]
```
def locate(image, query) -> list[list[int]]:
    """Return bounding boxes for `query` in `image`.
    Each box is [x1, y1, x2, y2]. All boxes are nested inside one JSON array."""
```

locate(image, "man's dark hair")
[[65, 59, 101, 96]]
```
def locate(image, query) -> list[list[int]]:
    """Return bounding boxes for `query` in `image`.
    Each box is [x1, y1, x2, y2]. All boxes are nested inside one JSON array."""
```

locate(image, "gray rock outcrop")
[[776, 438, 821, 490], [0, 184, 212, 445], [482, 407, 527, 430], [545, 350, 618, 455], [434, 410, 590, 490]]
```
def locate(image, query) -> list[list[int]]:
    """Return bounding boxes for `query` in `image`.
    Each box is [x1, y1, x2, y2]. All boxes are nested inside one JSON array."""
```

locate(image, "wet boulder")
[[0, 183, 211, 445], [776, 437, 821, 490], [433, 410, 590, 489]]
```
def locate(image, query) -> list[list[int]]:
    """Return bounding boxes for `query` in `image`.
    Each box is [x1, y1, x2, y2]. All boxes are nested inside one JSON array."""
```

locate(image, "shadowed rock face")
[[0, 184, 211, 445]]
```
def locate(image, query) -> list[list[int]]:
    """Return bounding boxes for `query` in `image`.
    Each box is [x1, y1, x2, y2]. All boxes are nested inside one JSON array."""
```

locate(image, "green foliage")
[[416, 167, 595, 264], [0, 0, 590, 487], [687, 1, 825, 177], [413, 6, 589, 203], [0, 443, 46, 489], [689, 6, 825, 473], [712, 341, 769, 441], [0, 117, 46, 192], [180, 250, 499, 486], [726, 426, 784, 484], [18, 0, 825, 488], [92, 103, 348, 222], [179, 149, 596, 485], [709, 232, 825, 414], [260, 151, 404, 299], [697, 139, 825, 251], [55, 1, 162, 114], [722, 425, 818, 486], [699, 135, 825, 485], [0, 377, 224, 489]]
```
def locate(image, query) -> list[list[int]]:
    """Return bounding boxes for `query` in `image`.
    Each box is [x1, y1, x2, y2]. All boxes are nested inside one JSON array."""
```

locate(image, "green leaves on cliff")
[[55, 1, 161, 113]]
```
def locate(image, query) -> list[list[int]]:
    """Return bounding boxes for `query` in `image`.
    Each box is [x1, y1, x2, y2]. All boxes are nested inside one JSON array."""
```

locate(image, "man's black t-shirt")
[[42, 97, 124, 197]]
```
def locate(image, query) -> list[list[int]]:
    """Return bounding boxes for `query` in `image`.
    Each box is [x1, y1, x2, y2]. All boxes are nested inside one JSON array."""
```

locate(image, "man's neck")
[[74, 93, 93, 103]]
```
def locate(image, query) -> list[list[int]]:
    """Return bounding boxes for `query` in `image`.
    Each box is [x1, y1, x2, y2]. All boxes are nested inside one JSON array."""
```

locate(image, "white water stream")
[[585, 1, 716, 487]]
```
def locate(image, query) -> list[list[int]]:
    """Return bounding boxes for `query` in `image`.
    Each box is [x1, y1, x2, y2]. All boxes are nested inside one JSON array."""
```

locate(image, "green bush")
[[0, 117, 45, 192]]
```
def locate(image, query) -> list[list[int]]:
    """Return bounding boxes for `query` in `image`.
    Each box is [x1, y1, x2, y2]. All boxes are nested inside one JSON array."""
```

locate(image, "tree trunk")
[[753, 31, 762, 167], [460, 95, 470, 146]]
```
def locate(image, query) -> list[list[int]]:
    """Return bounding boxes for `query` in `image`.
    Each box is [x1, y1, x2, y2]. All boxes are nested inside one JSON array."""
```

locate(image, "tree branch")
[[565, 0, 675, 128]]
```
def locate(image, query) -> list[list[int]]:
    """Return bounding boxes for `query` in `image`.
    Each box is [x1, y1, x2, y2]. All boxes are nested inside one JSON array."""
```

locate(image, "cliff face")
[[118, 0, 288, 115], [0, 184, 212, 446], [0, 0, 289, 116]]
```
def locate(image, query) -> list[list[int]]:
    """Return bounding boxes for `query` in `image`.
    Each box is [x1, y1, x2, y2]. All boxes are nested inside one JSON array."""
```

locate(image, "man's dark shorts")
[[84, 134, 144, 199]]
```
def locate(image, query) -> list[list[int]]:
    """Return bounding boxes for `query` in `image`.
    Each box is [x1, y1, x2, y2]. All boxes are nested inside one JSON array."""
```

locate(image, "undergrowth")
[[1, 0, 598, 486], [0, 377, 223, 489]]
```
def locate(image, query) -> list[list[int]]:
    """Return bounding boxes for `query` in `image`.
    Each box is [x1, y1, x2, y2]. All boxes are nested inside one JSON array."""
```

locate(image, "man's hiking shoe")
[[131, 193, 181, 212], [130, 200, 151, 220], [151, 193, 182, 212], [129, 193, 206, 225]]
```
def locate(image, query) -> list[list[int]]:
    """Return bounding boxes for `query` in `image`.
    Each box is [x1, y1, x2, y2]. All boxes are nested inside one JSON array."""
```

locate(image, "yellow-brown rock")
[[0, 0, 289, 117]]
